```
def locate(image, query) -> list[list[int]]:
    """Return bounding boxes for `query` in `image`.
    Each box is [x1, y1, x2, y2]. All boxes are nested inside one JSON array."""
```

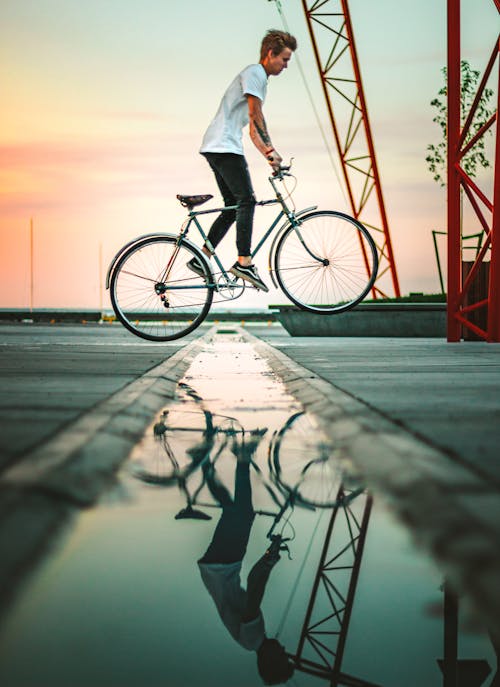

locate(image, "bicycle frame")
[[105, 173, 318, 291]]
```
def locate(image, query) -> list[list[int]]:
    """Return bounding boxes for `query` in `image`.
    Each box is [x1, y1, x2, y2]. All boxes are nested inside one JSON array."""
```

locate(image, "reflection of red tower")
[[291, 487, 373, 685], [301, 0, 400, 299], [447, 0, 499, 341]]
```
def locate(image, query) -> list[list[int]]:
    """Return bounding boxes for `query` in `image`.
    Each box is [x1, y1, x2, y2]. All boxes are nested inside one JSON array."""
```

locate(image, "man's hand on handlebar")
[[266, 155, 293, 179], [266, 149, 283, 174]]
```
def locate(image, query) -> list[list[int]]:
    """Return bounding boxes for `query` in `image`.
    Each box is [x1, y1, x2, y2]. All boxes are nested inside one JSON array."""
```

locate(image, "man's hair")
[[260, 30, 297, 61], [257, 638, 295, 685]]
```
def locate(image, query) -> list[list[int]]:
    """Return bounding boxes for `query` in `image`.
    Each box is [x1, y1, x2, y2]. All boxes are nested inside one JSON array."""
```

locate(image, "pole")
[[30, 218, 34, 313], [340, 0, 401, 298], [443, 582, 458, 687], [99, 242, 103, 314], [487, 50, 500, 342], [446, 0, 462, 341]]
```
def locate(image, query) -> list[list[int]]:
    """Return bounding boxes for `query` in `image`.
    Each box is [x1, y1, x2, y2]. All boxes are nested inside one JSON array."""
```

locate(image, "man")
[[188, 29, 297, 293], [198, 431, 295, 685]]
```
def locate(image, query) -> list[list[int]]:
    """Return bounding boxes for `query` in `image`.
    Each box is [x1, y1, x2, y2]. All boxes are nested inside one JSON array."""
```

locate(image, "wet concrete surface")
[[0, 331, 497, 686], [247, 325, 500, 485], [0, 323, 201, 471], [244, 325, 500, 647]]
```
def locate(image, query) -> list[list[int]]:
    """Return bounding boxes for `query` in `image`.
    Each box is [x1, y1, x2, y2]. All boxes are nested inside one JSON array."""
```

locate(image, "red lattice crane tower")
[[300, 0, 400, 299], [447, 0, 499, 341]]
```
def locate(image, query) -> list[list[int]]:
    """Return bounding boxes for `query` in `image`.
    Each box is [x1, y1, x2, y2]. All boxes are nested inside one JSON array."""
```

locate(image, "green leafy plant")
[[426, 60, 494, 186]]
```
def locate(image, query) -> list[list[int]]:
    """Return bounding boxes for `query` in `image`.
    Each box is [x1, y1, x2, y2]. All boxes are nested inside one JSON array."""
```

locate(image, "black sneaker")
[[186, 256, 205, 277], [229, 262, 269, 292]]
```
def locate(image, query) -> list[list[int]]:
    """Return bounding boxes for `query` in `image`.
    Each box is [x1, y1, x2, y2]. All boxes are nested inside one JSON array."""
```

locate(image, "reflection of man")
[[198, 434, 294, 685]]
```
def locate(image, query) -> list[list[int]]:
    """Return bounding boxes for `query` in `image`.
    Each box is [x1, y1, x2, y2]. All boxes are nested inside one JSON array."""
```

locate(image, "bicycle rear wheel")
[[274, 211, 378, 314], [110, 236, 213, 341]]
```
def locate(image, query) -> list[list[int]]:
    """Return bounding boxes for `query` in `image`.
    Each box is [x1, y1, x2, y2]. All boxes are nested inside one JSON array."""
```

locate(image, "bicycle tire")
[[132, 401, 243, 488], [271, 412, 346, 508], [110, 235, 213, 341], [274, 211, 378, 314]]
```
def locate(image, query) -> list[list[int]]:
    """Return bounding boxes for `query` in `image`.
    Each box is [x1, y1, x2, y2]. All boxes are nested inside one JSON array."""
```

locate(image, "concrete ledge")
[[0, 309, 277, 324], [272, 303, 446, 337], [0, 309, 102, 323]]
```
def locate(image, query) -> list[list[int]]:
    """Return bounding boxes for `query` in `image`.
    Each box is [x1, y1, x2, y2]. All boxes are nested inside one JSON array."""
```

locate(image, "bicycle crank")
[[215, 275, 246, 301]]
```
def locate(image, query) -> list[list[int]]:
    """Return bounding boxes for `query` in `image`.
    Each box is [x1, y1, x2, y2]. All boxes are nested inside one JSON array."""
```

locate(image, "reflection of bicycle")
[[132, 384, 363, 546], [268, 411, 363, 509], [106, 162, 379, 341]]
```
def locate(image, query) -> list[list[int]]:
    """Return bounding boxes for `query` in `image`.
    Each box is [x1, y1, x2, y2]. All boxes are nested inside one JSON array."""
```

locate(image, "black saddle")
[[176, 194, 213, 208]]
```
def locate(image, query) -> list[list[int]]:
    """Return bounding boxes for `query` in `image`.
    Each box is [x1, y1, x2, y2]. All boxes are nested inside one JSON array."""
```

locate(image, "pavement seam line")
[[1, 328, 215, 490]]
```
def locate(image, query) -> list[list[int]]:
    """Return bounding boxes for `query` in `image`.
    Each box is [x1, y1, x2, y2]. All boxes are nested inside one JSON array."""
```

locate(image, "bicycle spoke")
[[120, 270, 160, 284]]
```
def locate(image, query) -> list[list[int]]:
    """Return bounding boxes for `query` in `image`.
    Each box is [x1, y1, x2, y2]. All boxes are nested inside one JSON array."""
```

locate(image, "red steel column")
[[341, 0, 400, 299], [300, 0, 400, 298], [447, 0, 462, 341], [487, 53, 500, 342], [300, 0, 356, 214]]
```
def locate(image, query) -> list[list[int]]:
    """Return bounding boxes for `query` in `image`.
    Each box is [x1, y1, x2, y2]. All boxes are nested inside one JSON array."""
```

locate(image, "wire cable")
[[274, 507, 326, 640], [280, 174, 297, 212]]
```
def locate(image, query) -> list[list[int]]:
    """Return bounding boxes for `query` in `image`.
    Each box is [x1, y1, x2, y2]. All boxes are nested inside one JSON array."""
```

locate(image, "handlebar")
[[270, 158, 294, 180]]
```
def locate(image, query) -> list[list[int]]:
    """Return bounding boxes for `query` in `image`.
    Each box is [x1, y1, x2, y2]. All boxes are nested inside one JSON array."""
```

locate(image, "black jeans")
[[199, 462, 255, 565], [203, 152, 256, 257]]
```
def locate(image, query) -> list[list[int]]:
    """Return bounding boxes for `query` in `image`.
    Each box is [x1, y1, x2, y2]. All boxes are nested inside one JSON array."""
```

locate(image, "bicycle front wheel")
[[274, 211, 378, 314], [110, 236, 213, 341], [271, 412, 344, 508]]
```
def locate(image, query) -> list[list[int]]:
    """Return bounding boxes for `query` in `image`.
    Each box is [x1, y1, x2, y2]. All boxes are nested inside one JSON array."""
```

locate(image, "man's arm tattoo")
[[253, 115, 272, 148]]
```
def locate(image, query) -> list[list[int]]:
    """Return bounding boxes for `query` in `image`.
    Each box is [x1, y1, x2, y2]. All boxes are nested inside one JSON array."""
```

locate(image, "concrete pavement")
[[0, 323, 201, 472], [247, 324, 500, 484], [245, 324, 500, 639], [0, 321, 499, 642]]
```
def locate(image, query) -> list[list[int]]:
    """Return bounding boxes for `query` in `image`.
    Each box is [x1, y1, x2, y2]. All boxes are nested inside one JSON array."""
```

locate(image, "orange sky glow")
[[0, 0, 497, 310]]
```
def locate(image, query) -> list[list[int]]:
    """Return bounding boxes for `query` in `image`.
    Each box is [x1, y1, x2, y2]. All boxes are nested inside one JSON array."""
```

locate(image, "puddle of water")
[[0, 335, 496, 687]]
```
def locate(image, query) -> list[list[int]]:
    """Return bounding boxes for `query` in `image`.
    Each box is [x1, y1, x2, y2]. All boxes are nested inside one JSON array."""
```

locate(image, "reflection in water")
[[132, 381, 367, 685], [293, 488, 374, 686], [0, 337, 496, 687], [438, 581, 498, 687], [133, 381, 357, 684], [132, 380, 497, 687], [198, 441, 294, 685]]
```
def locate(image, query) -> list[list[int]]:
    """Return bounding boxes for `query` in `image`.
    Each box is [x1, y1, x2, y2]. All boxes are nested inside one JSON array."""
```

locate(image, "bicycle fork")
[[290, 221, 330, 266], [153, 240, 184, 308]]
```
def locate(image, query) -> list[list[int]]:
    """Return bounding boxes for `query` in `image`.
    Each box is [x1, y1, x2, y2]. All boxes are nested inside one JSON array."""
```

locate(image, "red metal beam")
[[446, 0, 462, 341], [447, 1, 499, 341], [301, 0, 400, 298], [340, 0, 400, 299], [488, 57, 500, 341]]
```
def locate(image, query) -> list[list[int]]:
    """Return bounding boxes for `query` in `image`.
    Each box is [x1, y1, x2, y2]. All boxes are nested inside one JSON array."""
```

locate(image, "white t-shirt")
[[200, 64, 268, 155], [198, 560, 266, 651]]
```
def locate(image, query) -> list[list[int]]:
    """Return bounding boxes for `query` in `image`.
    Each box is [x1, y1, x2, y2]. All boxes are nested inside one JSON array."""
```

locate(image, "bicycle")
[[106, 162, 379, 342], [133, 408, 363, 560], [130, 382, 363, 531]]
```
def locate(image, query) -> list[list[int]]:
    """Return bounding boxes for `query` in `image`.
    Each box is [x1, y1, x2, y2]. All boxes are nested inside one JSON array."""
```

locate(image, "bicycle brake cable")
[[281, 175, 297, 212], [279, 508, 296, 545]]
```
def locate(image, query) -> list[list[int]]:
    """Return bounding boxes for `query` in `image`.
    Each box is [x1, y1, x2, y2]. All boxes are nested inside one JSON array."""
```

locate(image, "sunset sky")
[[0, 0, 497, 310]]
